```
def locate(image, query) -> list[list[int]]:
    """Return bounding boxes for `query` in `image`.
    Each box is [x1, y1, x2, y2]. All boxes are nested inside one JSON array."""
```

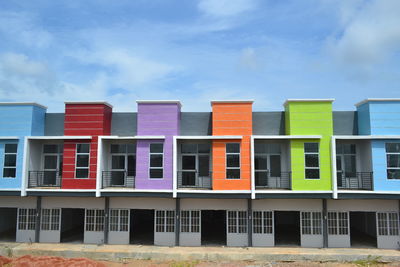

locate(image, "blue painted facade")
[[357, 100, 400, 191], [0, 104, 46, 189]]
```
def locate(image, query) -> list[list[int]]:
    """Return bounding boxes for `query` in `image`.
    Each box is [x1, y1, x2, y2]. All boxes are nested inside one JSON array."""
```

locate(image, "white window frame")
[[377, 212, 399, 236], [85, 209, 105, 232], [155, 210, 175, 233], [304, 142, 320, 179], [149, 143, 164, 179], [227, 210, 247, 234], [110, 144, 136, 176], [18, 208, 36, 230], [385, 143, 400, 180], [301, 211, 322, 235], [75, 143, 90, 179], [3, 143, 17, 178], [327, 211, 348, 235], [226, 143, 241, 179], [180, 210, 200, 233], [41, 208, 61, 231], [252, 210, 273, 234], [109, 209, 129, 232]]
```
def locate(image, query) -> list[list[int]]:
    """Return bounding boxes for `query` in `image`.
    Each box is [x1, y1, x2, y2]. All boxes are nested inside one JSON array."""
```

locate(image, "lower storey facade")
[[0, 196, 399, 249]]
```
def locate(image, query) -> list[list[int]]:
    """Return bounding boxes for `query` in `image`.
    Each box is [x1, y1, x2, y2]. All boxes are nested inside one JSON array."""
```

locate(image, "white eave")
[[0, 102, 47, 109], [211, 100, 254, 105], [64, 101, 113, 108], [100, 135, 165, 140], [283, 99, 335, 106], [176, 135, 243, 139], [355, 98, 400, 107], [136, 100, 182, 108], [0, 136, 20, 139], [334, 135, 400, 140], [253, 135, 321, 139], [27, 136, 92, 140]]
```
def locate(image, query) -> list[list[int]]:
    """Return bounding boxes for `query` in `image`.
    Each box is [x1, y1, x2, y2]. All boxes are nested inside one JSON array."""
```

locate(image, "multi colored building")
[[0, 99, 399, 249]]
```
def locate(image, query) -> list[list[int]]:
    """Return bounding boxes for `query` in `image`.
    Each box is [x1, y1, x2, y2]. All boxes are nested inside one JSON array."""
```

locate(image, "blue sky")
[[0, 0, 399, 112]]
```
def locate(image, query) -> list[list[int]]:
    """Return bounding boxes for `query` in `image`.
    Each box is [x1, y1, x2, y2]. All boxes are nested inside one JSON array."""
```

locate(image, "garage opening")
[[130, 209, 154, 245], [350, 212, 377, 248], [274, 211, 300, 246], [60, 208, 84, 243], [201, 210, 226, 246], [0, 208, 17, 242]]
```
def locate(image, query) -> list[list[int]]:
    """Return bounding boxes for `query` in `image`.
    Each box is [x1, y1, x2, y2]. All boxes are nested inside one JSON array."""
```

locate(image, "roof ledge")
[[283, 99, 334, 106], [355, 98, 400, 107]]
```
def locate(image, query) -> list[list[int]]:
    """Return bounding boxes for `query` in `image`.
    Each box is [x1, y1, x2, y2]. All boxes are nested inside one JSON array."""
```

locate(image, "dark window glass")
[[226, 143, 240, 153], [112, 155, 125, 169], [304, 143, 318, 153], [255, 155, 268, 170], [77, 144, 90, 153], [270, 155, 281, 177], [4, 155, 16, 167], [5, 144, 17, 153], [386, 143, 400, 153], [387, 170, 400, 179], [150, 155, 163, 167], [127, 144, 136, 153], [227, 155, 240, 167], [198, 155, 210, 177], [182, 156, 195, 170], [306, 169, 320, 179], [181, 144, 197, 153], [76, 169, 89, 178], [111, 144, 126, 153], [305, 154, 319, 167], [227, 169, 240, 179], [127, 155, 136, 176], [43, 144, 58, 153], [255, 172, 268, 186], [254, 143, 268, 154], [387, 155, 400, 168], [150, 169, 163, 178], [198, 144, 210, 153], [3, 168, 15, 178], [44, 155, 57, 169], [76, 155, 89, 167], [150, 143, 163, 153]]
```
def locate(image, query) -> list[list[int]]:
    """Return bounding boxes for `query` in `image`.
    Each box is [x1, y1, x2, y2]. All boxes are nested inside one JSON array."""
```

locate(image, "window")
[[150, 143, 163, 179], [328, 212, 348, 235], [155, 210, 175, 233], [386, 143, 400, 179], [227, 211, 247, 233], [226, 143, 240, 179], [85, 209, 105, 232], [377, 212, 399, 236], [253, 211, 273, 234], [109, 209, 129, 232], [75, 144, 90, 178], [41, 209, 60, 231], [18, 208, 36, 230], [301, 212, 322, 235], [3, 144, 17, 178], [304, 143, 319, 179], [181, 210, 200, 233]]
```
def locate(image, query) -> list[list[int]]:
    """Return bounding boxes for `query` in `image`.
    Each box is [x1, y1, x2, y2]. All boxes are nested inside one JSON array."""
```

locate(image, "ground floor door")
[[201, 210, 226, 246], [130, 209, 154, 245], [0, 208, 17, 242], [350, 212, 377, 248], [60, 208, 84, 243], [274, 211, 300, 246]]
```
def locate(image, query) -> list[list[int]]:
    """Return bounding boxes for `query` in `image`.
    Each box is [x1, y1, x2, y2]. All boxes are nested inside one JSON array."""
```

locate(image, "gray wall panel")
[[253, 112, 285, 135], [333, 111, 358, 135], [45, 113, 64, 136], [180, 112, 211, 136], [111, 113, 137, 136]]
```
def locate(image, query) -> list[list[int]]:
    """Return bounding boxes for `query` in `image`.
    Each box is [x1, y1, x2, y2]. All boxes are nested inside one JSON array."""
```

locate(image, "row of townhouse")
[[0, 99, 399, 249]]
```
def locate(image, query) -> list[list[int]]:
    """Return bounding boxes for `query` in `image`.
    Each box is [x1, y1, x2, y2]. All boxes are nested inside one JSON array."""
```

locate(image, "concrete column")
[[248, 198, 252, 247], [322, 199, 328, 248], [175, 198, 180, 246], [104, 197, 110, 244], [35, 196, 42, 243]]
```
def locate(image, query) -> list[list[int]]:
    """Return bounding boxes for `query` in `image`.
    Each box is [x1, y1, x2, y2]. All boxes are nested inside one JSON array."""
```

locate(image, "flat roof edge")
[[355, 98, 400, 107], [136, 100, 182, 108], [0, 102, 47, 109], [64, 101, 113, 108], [283, 99, 335, 106]]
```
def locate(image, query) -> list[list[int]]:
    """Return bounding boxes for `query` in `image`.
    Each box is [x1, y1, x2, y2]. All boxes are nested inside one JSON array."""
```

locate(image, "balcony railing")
[[102, 171, 135, 188], [28, 171, 61, 188], [337, 171, 373, 190], [255, 171, 291, 190], [177, 171, 212, 189]]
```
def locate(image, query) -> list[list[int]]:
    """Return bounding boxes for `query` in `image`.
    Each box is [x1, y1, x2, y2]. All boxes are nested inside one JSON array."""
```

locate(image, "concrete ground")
[[0, 242, 400, 264]]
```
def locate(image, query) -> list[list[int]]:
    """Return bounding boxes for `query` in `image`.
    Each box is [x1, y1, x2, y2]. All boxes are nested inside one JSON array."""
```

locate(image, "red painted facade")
[[62, 103, 112, 189]]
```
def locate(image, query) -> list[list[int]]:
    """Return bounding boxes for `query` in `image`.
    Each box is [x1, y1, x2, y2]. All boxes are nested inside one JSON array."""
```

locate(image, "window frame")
[[304, 142, 320, 179], [301, 211, 322, 235], [327, 211, 348, 235], [155, 210, 175, 233], [385, 143, 400, 180], [109, 209, 129, 232], [110, 144, 136, 177], [3, 143, 17, 178], [149, 143, 164, 179], [227, 210, 247, 234], [252, 210, 273, 234], [377, 212, 399, 236], [41, 208, 60, 231], [18, 208, 37, 231], [226, 143, 241, 179], [180, 210, 200, 233], [75, 143, 90, 179], [85, 209, 105, 232]]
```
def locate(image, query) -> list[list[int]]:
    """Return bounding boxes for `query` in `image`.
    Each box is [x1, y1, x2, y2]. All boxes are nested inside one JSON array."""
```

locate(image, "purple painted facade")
[[135, 102, 180, 189]]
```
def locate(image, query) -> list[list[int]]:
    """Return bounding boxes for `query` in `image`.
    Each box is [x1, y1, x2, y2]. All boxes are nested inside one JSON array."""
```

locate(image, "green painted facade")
[[285, 101, 333, 190]]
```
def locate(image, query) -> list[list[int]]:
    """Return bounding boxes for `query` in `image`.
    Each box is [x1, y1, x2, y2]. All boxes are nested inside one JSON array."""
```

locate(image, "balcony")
[[28, 171, 61, 188], [102, 171, 135, 188], [337, 171, 373, 190], [255, 171, 291, 190], [177, 171, 212, 189]]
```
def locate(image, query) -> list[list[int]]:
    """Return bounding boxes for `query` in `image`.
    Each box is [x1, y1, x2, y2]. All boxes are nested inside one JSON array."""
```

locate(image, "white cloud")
[[239, 47, 261, 70], [198, 0, 257, 18], [330, 0, 400, 66]]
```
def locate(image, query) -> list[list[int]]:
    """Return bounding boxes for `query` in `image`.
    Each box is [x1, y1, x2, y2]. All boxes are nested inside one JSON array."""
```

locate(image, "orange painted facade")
[[211, 102, 253, 190]]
